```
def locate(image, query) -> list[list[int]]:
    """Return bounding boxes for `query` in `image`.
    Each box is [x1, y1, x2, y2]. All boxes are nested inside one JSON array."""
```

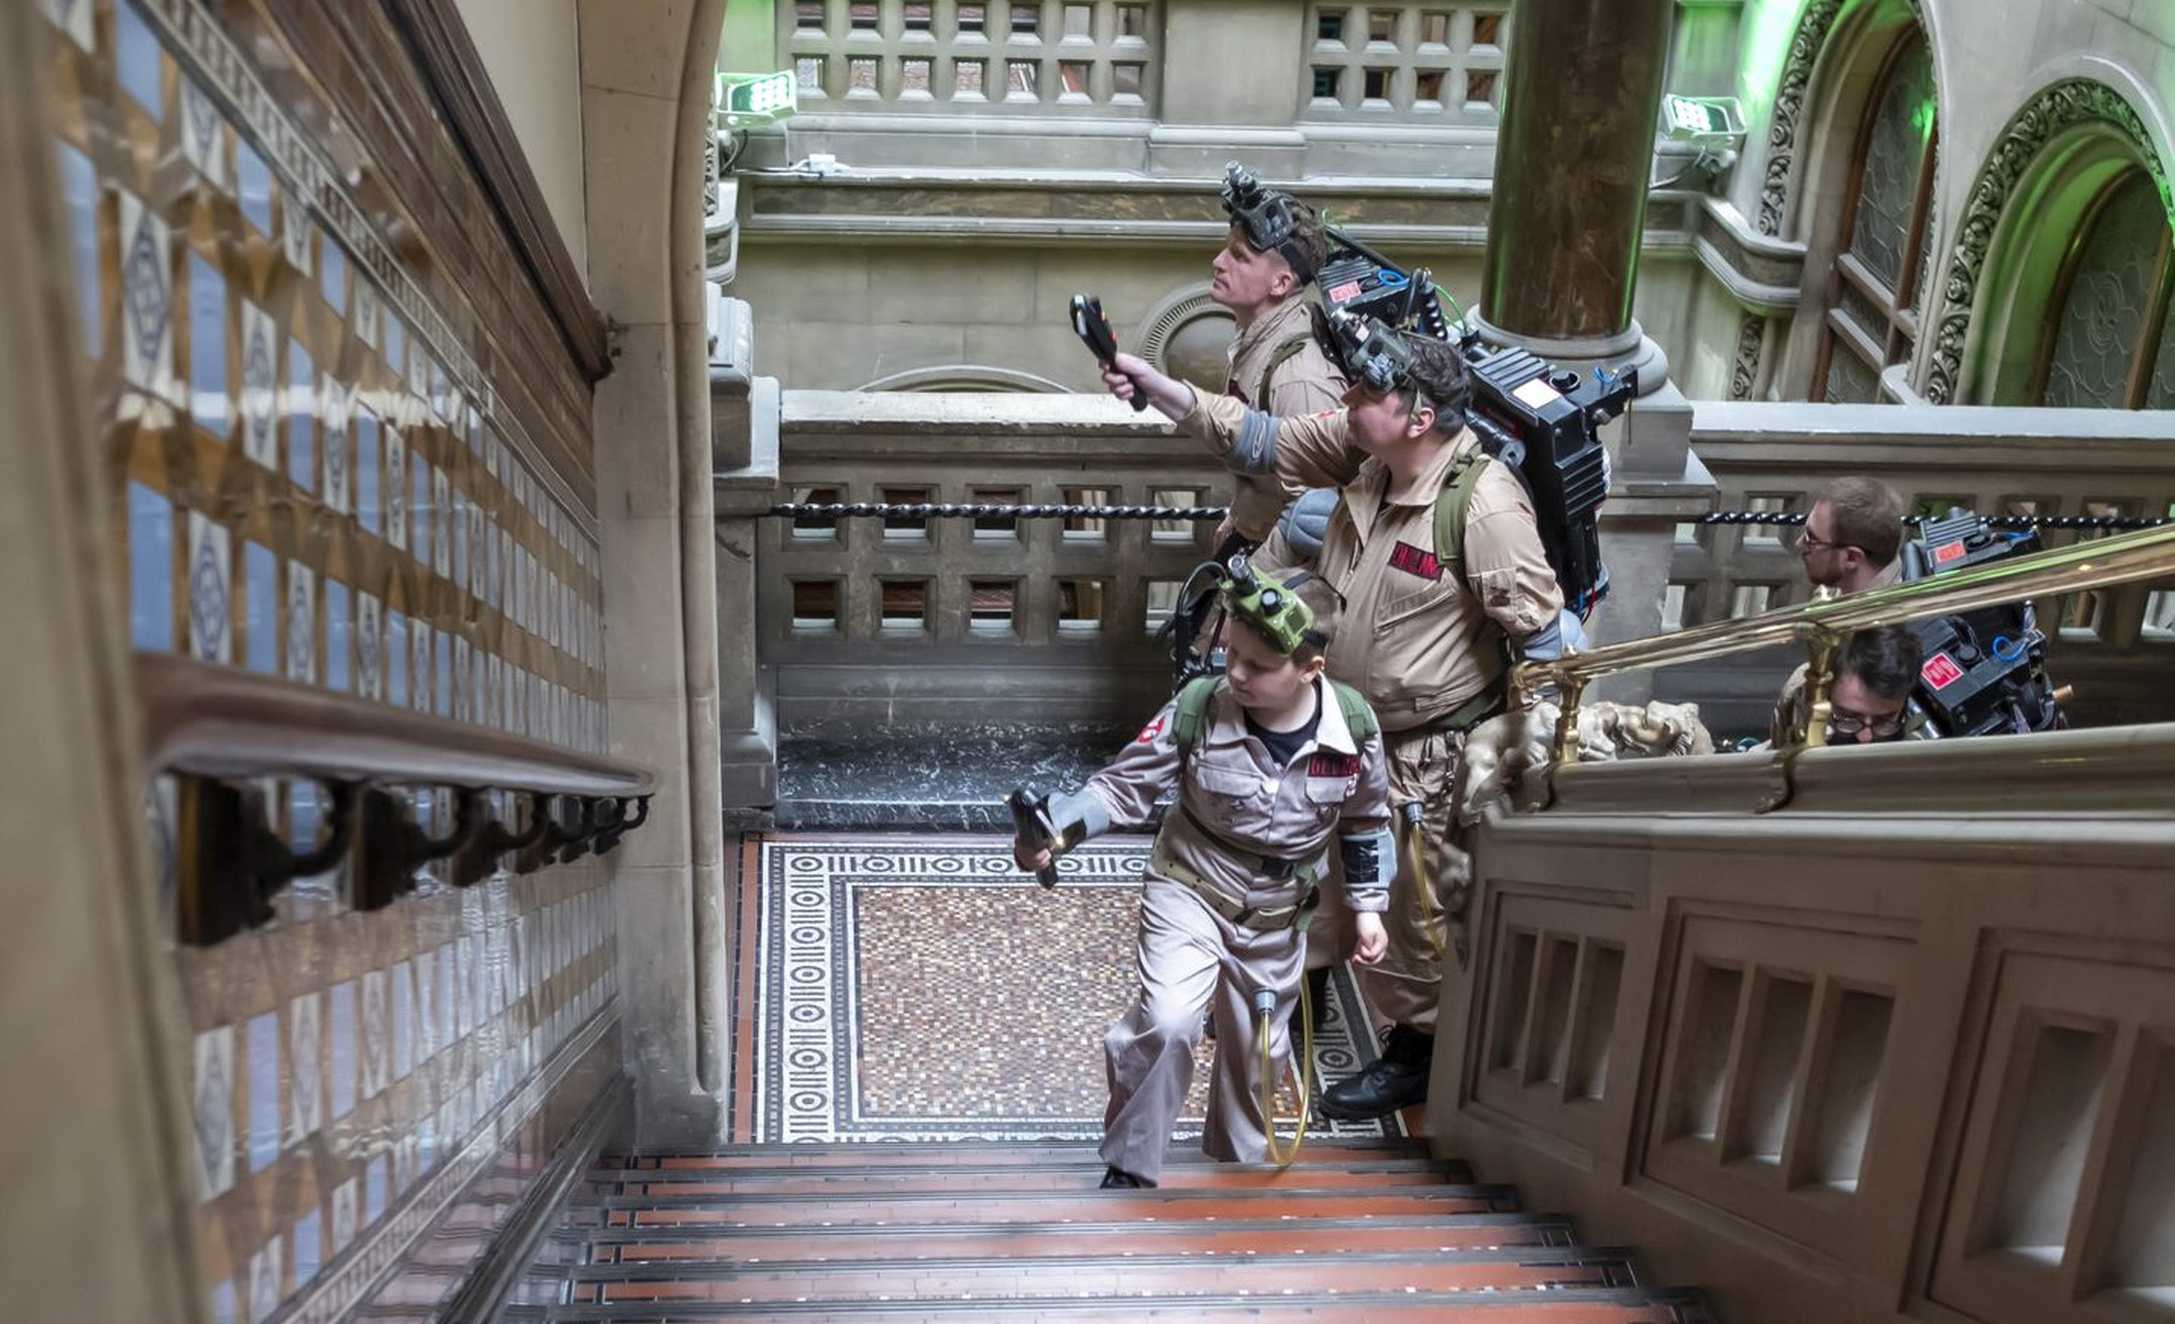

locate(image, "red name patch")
[[1389, 541, 1442, 581], [1308, 752, 1361, 777], [1137, 715, 1167, 744], [1921, 652, 1966, 690]]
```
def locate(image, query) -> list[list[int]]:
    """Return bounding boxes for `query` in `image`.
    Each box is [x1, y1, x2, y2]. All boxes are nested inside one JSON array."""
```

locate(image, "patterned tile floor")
[[744, 835, 1405, 1144]]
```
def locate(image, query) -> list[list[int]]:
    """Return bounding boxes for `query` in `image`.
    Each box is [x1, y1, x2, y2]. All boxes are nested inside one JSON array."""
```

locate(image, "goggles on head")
[[1217, 554, 1325, 657], [1220, 162, 1318, 285], [1322, 307, 1423, 398]]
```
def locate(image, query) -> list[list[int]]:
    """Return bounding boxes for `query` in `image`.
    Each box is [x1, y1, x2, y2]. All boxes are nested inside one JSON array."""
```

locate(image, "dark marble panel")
[[777, 721, 1145, 831]]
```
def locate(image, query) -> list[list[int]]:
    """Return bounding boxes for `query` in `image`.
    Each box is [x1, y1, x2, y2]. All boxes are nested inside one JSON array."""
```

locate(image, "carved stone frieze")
[[1924, 79, 2170, 404]]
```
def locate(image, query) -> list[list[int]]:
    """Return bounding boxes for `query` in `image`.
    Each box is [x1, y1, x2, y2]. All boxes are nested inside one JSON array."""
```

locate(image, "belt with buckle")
[[1153, 842, 1320, 933]]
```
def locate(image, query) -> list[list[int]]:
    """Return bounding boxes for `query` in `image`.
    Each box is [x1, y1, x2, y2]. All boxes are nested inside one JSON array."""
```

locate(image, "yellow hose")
[[1256, 975, 1314, 1169]]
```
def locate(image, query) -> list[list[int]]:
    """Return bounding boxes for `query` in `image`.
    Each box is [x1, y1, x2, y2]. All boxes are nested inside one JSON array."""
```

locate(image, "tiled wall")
[[37, 0, 623, 1319]]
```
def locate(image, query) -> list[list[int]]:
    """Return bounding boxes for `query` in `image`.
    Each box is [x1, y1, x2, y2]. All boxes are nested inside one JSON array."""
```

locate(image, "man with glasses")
[[1097, 318, 1563, 1121], [1817, 627, 1922, 745], [1771, 478, 1907, 744], [1795, 477, 1905, 596]]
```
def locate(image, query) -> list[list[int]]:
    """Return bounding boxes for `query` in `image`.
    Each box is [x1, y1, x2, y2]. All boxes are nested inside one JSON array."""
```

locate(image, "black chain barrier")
[[771, 502, 1221, 521], [1693, 510, 2172, 531], [766, 502, 2172, 531]]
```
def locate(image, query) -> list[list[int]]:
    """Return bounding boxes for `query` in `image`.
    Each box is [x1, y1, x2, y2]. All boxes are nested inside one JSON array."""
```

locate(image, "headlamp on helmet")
[[1220, 162, 1318, 285], [1323, 307, 1421, 398], [1217, 554, 1325, 657]]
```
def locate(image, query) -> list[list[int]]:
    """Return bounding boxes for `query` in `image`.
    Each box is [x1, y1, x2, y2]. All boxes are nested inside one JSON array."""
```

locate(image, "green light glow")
[[1735, 0, 1806, 127]]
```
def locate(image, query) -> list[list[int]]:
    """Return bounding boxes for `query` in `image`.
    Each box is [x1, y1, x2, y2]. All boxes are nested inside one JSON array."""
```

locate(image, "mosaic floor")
[[748, 835, 1405, 1144]]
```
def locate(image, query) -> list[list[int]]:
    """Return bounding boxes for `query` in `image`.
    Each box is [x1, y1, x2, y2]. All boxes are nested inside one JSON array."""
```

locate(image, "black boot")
[[1292, 967, 1333, 1064], [1100, 1165, 1145, 1189], [1319, 1024, 1433, 1121]]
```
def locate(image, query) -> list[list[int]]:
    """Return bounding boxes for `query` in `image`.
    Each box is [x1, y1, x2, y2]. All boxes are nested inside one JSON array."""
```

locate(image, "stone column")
[[1474, 0, 1712, 700], [1479, 0, 1676, 353], [710, 293, 781, 812]]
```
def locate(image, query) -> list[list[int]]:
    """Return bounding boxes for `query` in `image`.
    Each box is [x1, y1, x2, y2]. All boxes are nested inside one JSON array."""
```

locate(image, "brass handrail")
[[1514, 521, 2175, 759]]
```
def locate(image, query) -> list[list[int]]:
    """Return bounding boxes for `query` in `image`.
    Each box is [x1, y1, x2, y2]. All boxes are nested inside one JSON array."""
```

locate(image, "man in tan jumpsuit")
[[1014, 572, 1394, 1187], [1100, 323, 1563, 1120], [1209, 165, 1348, 547]]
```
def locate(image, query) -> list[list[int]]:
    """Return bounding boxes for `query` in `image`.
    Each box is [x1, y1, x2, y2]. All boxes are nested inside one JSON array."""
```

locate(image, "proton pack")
[[1897, 510, 2064, 738]]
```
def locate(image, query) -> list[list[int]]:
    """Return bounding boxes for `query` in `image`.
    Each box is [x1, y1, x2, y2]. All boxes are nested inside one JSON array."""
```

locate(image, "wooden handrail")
[[136, 654, 653, 798]]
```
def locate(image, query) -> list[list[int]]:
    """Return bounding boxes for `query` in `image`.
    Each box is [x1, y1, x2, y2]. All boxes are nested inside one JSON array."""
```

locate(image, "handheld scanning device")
[[1070, 294, 1149, 412], [1007, 786, 1064, 888]]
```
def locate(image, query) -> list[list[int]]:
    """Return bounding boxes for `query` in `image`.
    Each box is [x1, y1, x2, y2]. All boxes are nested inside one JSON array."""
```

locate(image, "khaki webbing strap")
[[1154, 846, 1321, 932], [1256, 332, 1315, 408], [1439, 675, 1508, 734]]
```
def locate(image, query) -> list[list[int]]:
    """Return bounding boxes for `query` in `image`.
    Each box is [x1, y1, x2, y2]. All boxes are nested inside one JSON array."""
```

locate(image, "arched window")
[[1812, 32, 1938, 402], [2033, 170, 2175, 409]]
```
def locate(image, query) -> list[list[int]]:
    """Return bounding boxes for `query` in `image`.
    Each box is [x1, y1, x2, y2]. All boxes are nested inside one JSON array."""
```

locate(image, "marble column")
[[1474, 0, 1711, 700], [1479, 0, 1676, 352]]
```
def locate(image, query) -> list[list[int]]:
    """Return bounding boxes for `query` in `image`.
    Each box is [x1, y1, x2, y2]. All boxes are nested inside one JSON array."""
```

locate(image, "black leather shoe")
[[1318, 1026, 1433, 1121], [1100, 1166, 1145, 1189]]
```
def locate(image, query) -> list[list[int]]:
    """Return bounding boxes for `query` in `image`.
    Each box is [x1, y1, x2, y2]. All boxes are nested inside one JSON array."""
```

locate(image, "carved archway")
[[1923, 78, 2172, 404], [1757, 0, 1928, 239]]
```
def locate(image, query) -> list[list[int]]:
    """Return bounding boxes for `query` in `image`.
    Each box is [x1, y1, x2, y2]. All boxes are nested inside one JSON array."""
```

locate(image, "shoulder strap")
[[1255, 332, 1316, 409], [1433, 448, 1519, 721], [1431, 448, 1492, 597], [1172, 676, 1224, 756], [1327, 681, 1378, 743]]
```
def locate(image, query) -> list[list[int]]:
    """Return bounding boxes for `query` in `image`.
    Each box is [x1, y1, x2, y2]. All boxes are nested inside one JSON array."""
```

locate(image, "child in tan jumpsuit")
[[1014, 564, 1394, 1188]]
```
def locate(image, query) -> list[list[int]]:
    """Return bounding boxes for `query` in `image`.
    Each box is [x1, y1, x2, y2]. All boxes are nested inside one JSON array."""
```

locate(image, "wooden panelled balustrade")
[[1432, 727, 2175, 1323]]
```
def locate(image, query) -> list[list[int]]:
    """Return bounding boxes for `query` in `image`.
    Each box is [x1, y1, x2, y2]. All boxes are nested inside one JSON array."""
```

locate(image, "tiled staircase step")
[[590, 1183, 1521, 1228], [588, 1158, 1456, 1197], [533, 1284, 1716, 1322], [563, 1245, 1642, 1305], [600, 1138, 1427, 1171], [559, 1211, 1579, 1263]]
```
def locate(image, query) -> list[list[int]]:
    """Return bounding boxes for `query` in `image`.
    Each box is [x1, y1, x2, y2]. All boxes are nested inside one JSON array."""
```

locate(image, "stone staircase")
[[508, 1138, 1715, 1320]]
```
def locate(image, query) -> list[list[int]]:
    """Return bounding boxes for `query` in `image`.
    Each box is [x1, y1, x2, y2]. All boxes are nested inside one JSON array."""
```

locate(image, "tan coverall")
[[1067, 679, 1391, 1184], [1181, 394, 1562, 1032], [1222, 295, 1348, 543]]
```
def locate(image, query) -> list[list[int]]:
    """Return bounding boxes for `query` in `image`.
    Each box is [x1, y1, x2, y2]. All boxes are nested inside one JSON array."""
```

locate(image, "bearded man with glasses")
[[1770, 478, 1908, 744]]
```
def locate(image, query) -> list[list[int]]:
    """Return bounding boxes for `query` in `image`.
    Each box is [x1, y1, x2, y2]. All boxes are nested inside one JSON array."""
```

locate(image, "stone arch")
[[1758, 0, 1932, 241], [1923, 77, 2172, 404], [857, 365, 1070, 393], [1768, 0, 1939, 399]]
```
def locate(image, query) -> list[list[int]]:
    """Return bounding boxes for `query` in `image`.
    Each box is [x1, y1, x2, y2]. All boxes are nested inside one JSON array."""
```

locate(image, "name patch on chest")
[[1307, 751, 1361, 778], [1388, 541, 1443, 581]]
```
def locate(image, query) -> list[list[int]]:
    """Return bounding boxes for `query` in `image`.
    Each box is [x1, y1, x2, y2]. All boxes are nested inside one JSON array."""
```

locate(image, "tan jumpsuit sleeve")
[[1178, 392, 1366, 494], [1462, 471, 1564, 640], [1074, 697, 1185, 831]]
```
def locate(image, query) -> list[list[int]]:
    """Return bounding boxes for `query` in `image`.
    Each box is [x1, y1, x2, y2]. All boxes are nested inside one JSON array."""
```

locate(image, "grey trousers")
[[1099, 873, 1307, 1184]]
